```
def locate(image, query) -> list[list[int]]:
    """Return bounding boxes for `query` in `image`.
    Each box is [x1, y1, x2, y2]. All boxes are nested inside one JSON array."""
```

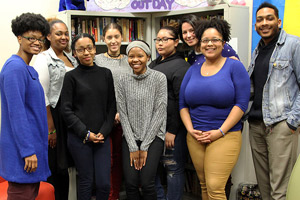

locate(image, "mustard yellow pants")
[[187, 131, 242, 200]]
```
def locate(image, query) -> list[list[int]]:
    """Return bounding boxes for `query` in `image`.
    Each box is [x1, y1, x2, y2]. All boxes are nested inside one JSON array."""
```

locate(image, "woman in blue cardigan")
[[0, 13, 50, 200]]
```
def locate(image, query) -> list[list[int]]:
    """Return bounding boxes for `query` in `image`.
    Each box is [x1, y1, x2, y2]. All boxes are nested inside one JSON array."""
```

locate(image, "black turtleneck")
[[61, 63, 116, 139], [149, 52, 190, 135], [249, 30, 281, 120]]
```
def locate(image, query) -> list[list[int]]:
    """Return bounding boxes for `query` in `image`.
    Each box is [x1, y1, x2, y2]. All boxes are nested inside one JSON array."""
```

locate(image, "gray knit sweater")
[[116, 67, 167, 152]]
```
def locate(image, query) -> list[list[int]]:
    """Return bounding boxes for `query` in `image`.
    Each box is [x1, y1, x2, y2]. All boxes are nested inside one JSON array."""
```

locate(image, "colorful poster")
[[87, 0, 209, 12], [283, 0, 300, 37]]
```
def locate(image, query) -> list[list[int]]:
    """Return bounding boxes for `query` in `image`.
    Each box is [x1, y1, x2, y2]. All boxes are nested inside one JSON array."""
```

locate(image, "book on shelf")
[[72, 17, 145, 43], [160, 14, 224, 28]]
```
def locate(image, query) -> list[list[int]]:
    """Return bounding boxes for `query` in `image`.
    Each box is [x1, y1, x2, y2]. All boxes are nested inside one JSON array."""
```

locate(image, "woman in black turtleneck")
[[61, 33, 116, 200], [149, 25, 190, 200]]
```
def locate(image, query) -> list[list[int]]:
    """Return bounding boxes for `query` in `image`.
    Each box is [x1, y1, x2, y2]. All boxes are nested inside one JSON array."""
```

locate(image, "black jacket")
[[149, 52, 190, 135]]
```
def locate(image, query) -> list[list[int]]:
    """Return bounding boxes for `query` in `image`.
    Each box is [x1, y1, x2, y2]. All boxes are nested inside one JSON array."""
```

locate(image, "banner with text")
[[87, 0, 209, 12]]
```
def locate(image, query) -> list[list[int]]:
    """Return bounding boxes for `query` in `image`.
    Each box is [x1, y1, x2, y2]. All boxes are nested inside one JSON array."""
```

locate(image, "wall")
[[0, 1, 60, 68]]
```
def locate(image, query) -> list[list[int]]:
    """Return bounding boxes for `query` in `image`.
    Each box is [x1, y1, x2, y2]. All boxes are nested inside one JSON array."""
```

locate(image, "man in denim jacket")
[[247, 2, 300, 200]]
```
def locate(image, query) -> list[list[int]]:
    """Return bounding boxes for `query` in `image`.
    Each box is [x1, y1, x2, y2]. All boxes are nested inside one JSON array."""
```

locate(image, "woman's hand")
[[46, 106, 56, 148], [188, 129, 203, 141], [24, 154, 38, 173], [48, 131, 57, 149], [197, 129, 223, 143], [130, 151, 140, 170], [114, 113, 120, 124], [165, 132, 176, 149], [139, 150, 148, 170], [229, 56, 239, 61], [89, 132, 104, 143]]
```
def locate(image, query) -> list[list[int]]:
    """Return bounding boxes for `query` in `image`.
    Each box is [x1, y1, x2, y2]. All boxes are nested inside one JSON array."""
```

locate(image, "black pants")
[[122, 137, 164, 200], [68, 132, 111, 200]]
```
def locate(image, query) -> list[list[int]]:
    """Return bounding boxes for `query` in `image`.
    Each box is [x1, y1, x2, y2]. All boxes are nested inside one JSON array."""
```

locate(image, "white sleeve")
[[33, 53, 50, 106]]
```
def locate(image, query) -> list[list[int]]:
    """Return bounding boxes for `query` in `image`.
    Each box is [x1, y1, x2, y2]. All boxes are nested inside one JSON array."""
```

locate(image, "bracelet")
[[83, 130, 90, 144], [48, 129, 56, 135], [87, 130, 90, 141], [219, 128, 225, 136]]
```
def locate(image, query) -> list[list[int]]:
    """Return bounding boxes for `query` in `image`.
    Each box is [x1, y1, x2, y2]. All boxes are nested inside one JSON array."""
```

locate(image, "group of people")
[[0, 2, 299, 200]]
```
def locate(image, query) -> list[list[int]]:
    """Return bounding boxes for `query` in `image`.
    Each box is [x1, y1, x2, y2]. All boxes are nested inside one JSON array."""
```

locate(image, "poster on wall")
[[87, 0, 209, 12]]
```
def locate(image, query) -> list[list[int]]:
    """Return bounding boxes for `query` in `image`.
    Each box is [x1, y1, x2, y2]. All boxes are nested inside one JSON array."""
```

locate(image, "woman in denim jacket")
[[33, 19, 77, 200]]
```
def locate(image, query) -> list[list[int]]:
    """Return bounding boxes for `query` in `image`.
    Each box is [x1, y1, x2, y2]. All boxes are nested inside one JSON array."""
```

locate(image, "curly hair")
[[11, 13, 50, 37], [195, 18, 231, 43]]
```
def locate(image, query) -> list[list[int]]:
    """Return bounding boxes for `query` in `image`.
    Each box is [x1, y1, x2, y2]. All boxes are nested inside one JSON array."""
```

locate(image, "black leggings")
[[122, 137, 164, 200]]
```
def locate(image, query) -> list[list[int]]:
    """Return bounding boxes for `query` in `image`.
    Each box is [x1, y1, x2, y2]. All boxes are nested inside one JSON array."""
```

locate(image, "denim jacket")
[[248, 29, 300, 128], [34, 47, 77, 108]]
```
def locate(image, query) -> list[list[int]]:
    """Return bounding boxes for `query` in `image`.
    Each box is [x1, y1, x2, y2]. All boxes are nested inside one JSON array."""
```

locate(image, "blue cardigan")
[[0, 55, 50, 183]]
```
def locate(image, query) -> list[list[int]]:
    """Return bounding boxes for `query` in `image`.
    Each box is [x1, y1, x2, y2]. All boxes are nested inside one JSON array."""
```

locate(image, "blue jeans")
[[156, 128, 188, 200], [68, 132, 111, 200]]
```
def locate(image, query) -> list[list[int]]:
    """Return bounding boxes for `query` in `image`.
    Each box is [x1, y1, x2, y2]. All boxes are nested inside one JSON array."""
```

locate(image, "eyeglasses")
[[154, 37, 176, 43], [200, 38, 223, 44], [75, 46, 94, 54], [22, 36, 46, 44]]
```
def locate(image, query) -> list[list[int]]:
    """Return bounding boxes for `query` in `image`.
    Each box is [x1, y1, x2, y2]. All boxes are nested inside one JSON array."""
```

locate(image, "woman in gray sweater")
[[117, 40, 167, 200]]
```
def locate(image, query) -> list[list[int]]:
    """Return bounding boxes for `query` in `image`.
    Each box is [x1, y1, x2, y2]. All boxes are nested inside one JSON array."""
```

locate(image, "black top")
[[149, 52, 190, 135], [249, 30, 280, 120], [61, 63, 116, 139]]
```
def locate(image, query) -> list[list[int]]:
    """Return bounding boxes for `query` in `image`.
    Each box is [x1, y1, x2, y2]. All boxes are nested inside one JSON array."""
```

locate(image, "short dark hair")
[[49, 19, 66, 32], [196, 18, 231, 43], [256, 2, 279, 18], [159, 25, 179, 40], [179, 14, 200, 46], [11, 13, 49, 37], [71, 33, 95, 52], [103, 23, 122, 37]]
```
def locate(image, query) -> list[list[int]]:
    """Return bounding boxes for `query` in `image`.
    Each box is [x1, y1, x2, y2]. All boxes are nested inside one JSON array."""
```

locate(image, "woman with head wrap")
[[116, 40, 167, 200]]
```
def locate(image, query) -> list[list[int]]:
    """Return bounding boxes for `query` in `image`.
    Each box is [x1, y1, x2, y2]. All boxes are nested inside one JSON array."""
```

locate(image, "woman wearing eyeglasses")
[[148, 26, 190, 200], [61, 33, 116, 200], [33, 19, 76, 200], [0, 13, 51, 199], [94, 23, 131, 200], [179, 19, 250, 200], [179, 14, 239, 66]]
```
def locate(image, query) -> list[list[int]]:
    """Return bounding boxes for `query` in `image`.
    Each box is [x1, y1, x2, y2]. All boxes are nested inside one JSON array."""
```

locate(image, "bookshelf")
[[151, 4, 250, 66], [55, 5, 249, 65], [55, 10, 151, 54]]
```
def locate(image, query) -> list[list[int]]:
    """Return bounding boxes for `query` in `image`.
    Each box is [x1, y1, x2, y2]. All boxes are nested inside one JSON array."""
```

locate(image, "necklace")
[[107, 52, 121, 58]]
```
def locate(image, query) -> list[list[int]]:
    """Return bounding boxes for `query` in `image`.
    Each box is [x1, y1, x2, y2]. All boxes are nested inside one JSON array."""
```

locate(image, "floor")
[[118, 191, 200, 200]]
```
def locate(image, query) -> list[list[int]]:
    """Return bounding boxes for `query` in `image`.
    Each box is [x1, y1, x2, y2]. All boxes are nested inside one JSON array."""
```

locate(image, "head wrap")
[[126, 40, 151, 56]]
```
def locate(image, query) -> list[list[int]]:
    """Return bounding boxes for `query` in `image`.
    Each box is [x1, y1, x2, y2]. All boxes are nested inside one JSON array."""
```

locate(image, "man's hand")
[[24, 154, 38, 173]]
